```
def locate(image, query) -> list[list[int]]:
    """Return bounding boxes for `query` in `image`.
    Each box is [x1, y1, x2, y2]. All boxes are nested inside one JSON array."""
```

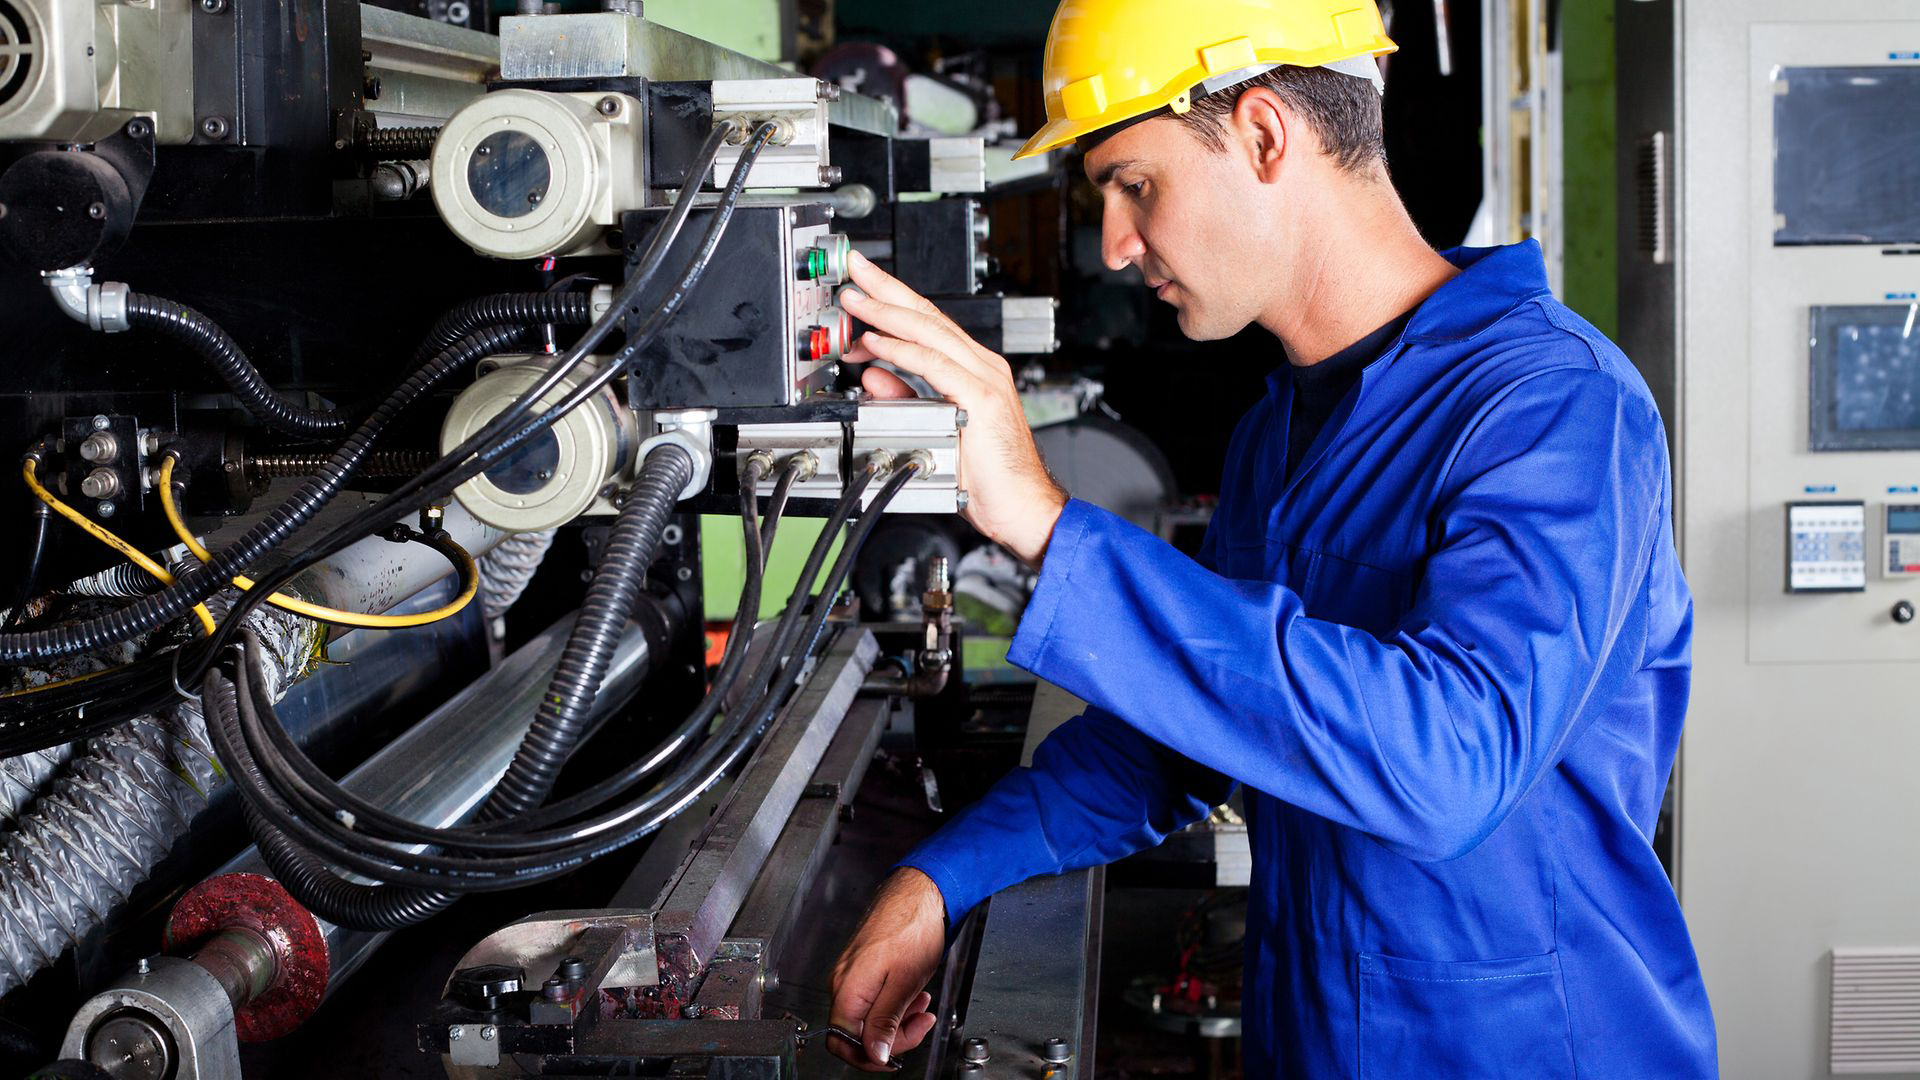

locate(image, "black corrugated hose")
[[414, 292, 596, 365], [485, 443, 693, 816], [124, 294, 348, 438], [0, 324, 526, 666]]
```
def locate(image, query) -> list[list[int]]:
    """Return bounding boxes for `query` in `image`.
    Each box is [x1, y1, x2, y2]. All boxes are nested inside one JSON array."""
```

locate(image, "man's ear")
[[1232, 86, 1291, 183]]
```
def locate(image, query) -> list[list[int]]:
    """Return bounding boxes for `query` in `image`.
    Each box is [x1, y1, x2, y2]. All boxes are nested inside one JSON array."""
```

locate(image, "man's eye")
[[1123, 181, 1147, 197]]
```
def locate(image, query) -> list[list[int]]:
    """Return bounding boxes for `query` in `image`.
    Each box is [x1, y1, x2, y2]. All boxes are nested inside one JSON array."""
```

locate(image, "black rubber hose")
[[207, 660, 455, 930], [0, 324, 526, 664], [124, 294, 348, 437], [482, 443, 694, 816], [3, 502, 49, 630], [414, 292, 596, 365]]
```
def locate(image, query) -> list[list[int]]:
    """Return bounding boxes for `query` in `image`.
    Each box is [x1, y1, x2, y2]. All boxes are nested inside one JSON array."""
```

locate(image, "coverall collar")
[[1262, 239, 1554, 399]]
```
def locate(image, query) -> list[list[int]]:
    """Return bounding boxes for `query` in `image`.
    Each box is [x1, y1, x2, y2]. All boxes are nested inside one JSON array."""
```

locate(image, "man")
[[826, 0, 1719, 1075]]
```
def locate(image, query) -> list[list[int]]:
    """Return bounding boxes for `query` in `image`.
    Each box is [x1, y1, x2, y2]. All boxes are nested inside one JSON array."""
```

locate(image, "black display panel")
[[1773, 66, 1920, 246], [1810, 304, 1920, 451]]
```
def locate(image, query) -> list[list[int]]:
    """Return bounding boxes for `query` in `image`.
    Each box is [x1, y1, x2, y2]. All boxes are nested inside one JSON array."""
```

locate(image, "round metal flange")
[[440, 358, 634, 531], [430, 89, 625, 260], [164, 873, 329, 1043]]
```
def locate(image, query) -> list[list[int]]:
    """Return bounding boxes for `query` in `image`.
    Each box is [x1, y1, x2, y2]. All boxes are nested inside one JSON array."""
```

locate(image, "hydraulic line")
[[0, 324, 526, 664], [157, 455, 479, 631], [2, 501, 49, 629], [124, 293, 349, 438], [190, 122, 775, 676], [414, 292, 594, 365], [22, 456, 217, 637], [209, 462, 920, 891], [484, 444, 694, 815]]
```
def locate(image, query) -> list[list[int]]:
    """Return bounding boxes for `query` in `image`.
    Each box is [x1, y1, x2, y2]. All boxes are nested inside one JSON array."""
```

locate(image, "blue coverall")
[[902, 241, 1719, 1077]]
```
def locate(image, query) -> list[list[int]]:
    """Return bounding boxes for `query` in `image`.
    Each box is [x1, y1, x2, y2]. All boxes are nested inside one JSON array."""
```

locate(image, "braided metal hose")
[[478, 530, 557, 625], [0, 611, 316, 998]]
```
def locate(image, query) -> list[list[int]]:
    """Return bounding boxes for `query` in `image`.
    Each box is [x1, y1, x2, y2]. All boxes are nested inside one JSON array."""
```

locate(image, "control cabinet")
[[622, 203, 853, 410], [1618, 3, 1920, 1075]]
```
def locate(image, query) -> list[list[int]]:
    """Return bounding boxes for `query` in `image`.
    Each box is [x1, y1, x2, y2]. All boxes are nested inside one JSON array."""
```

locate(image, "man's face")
[[1084, 116, 1278, 341]]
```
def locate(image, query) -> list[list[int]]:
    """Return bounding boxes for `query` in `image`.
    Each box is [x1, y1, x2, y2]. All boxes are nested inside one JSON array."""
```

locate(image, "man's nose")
[[1102, 207, 1145, 273]]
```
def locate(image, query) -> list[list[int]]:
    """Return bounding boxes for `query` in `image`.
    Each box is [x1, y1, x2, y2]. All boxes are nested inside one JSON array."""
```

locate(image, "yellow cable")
[[0, 664, 117, 700], [157, 456, 478, 629], [21, 459, 218, 637]]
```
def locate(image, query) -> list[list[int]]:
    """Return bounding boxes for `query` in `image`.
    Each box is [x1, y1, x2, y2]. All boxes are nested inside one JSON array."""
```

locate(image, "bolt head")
[[448, 1026, 463, 1041], [200, 0, 229, 11], [819, 165, 844, 186], [676, 566, 694, 582], [136, 957, 151, 974], [91, 414, 110, 430], [126, 118, 152, 139], [596, 96, 622, 116], [480, 1026, 496, 1041], [87, 201, 106, 220], [1043, 1037, 1072, 1063], [961, 1035, 991, 1062], [817, 81, 843, 102], [200, 115, 231, 140]]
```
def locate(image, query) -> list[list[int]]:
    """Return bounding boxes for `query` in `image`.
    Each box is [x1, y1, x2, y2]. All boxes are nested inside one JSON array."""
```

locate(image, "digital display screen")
[[1811, 305, 1920, 451], [1831, 322, 1920, 433], [1890, 507, 1920, 535]]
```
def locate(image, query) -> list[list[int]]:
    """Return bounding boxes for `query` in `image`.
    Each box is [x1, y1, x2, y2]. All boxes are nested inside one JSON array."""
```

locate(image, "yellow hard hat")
[[1014, 0, 1397, 160]]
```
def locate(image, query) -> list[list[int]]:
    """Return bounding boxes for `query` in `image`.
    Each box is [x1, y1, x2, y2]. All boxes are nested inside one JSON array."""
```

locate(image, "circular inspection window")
[[466, 129, 551, 219]]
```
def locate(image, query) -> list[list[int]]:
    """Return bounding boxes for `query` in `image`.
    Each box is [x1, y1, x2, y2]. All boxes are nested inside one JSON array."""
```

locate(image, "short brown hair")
[[1176, 65, 1385, 173]]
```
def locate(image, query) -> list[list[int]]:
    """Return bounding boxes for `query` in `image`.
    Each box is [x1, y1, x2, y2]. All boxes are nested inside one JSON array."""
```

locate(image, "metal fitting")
[[41, 267, 131, 332], [742, 449, 777, 481], [864, 447, 898, 478], [785, 450, 821, 483], [596, 95, 623, 117], [1043, 1037, 1073, 1063], [637, 409, 718, 502], [80, 468, 120, 500], [765, 117, 797, 146], [961, 1035, 991, 1063], [817, 81, 843, 102], [200, 115, 232, 141], [903, 449, 936, 477], [78, 431, 118, 464], [818, 164, 844, 186]]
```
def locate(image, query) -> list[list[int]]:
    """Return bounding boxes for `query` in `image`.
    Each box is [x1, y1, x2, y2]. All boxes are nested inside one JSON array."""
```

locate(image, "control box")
[[1786, 501, 1867, 592], [622, 204, 852, 410], [1887, 503, 1920, 577]]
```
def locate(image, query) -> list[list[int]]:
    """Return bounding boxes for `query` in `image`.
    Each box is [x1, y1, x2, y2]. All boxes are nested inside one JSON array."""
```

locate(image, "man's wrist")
[[1005, 488, 1069, 569]]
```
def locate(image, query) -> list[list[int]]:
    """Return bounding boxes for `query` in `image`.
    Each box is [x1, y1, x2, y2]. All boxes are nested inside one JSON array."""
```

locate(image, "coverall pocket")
[[1357, 950, 1575, 1080]]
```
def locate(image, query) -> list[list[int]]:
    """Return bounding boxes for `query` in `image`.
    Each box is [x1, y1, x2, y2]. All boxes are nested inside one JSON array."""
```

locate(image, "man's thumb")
[[864, 977, 915, 1065]]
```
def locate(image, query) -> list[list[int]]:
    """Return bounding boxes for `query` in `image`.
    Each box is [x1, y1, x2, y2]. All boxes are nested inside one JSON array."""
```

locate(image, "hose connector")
[[636, 409, 717, 501], [41, 265, 130, 333]]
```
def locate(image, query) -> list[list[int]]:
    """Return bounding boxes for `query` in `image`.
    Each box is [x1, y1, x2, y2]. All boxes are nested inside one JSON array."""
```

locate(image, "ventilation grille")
[[0, 0, 37, 113], [1635, 131, 1670, 265], [1833, 948, 1920, 1074]]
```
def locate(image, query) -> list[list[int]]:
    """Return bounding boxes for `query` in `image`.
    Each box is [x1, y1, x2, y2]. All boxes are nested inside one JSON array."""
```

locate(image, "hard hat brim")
[[1012, 38, 1398, 162]]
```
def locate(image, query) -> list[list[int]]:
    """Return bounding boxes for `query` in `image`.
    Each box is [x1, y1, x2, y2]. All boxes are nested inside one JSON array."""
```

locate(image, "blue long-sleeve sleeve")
[[1004, 368, 1666, 864]]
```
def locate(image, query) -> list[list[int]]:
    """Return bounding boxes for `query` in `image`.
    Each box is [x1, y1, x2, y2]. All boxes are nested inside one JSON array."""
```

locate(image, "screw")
[[596, 96, 622, 116], [96, 502, 114, 517], [200, 0, 228, 11], [558, 956, 589, 981], [449, 1026, 463, 1041], [676, 566, 694, 582], [200, 115, 231, 140], [661, 524, 683, 545], [818, 165, 843, 186], [962, 1036, 990, 1063], [476, 143, 492, 156], [542, 976, 569, 1001], [91, 415, 110, 430], [363, 76, 382, 101], [1043, 1037, 1072, 1064], [817, 81, 843, 102], [528, 191, 542, 206], [136, 957, 151, 975], [480, 1026, 496, 1041], [87, 201, 106, 220]]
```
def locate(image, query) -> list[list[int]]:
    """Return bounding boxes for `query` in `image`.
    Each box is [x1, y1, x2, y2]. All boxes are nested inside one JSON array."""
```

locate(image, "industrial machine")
[[1617, 2, 1920, 1074], [0, 3, 1078, 1077]]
